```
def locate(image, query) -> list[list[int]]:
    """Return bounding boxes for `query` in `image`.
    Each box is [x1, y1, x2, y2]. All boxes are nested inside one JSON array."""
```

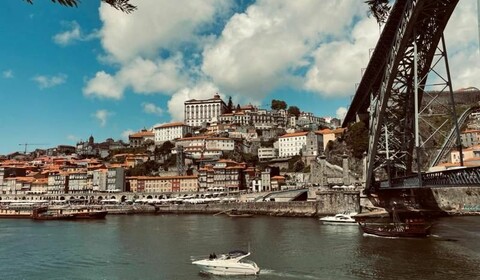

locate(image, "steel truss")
[[365, 0, 460, 193]]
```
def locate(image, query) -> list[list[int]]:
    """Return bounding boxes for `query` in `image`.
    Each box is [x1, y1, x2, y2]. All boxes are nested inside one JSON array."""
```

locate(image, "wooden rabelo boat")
[[358, 208, 432, 238], [226, 210, 254, 218], [69, 209, 108, 219], [32, 207, 76, 221]]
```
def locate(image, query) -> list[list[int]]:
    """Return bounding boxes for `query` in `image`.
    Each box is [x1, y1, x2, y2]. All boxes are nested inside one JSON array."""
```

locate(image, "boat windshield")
[[228, 250, 248, 256]]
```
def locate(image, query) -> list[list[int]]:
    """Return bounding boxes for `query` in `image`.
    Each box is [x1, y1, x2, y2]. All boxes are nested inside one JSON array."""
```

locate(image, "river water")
[[0, 215, 479, 280]]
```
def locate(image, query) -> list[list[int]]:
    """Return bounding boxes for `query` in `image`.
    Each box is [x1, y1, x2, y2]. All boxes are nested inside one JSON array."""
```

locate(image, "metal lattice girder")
[[344, 0, 460, 192]]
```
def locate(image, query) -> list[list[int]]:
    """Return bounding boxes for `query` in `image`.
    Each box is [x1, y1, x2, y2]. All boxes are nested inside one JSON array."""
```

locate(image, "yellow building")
[[127, 175, 198, 193]]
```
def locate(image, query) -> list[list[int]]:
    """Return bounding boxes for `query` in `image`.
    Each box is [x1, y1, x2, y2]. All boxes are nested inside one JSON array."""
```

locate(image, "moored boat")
[[32, 207, 76, 221], [319, 212, 358, 224], [71, 210, 108, 219], [358, 207, 432, 238], [60, 207, 108, 219], [191, 250, 260, 275], [359, 218, 432, 238], [226, 210, 254, 218]]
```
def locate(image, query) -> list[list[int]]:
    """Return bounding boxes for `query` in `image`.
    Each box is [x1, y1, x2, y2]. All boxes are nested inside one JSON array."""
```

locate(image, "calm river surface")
[[0, 215, 479, 280]]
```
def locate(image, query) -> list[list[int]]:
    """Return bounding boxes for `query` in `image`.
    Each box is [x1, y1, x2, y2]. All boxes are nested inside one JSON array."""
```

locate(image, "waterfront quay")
[[2, 184, 480, 217], [0, 188, 362, 217]]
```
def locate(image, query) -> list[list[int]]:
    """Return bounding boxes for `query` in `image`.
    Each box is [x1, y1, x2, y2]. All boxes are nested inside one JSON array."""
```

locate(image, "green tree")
[[226, 96, 233, 113], [271, 99, 287, 110], [344, 121, 369, 159], [365, 0, 390, 24], [287, 106, 301, 118], [24, 0, 137, 13]]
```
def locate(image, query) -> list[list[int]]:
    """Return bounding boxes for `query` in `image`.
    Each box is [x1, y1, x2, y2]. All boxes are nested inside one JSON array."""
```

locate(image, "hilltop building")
[[153, 122, 192, 144], [129, 129, 155, 148], [184, 94, 227, 127]]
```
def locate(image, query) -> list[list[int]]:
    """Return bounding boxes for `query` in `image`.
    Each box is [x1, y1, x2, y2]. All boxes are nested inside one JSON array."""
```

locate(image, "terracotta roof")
[[155, 122, 186, 129], [177, 136, 232, 141], [129, 130, 154, 138], [127, 175, 198, 180], [462, 130, 480, 134], [316, 128, 345, 135], [279, 132, 309, 138]]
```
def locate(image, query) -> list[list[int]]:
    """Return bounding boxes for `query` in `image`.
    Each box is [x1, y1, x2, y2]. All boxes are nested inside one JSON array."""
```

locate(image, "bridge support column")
[[342, 153, 350, 186], [319, 154, 326, 188]]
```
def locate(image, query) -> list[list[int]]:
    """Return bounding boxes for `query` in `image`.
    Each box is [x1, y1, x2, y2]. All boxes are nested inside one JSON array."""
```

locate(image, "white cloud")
[[53, 21, 98, 46], [142, 102, 164, 116], [120, 56, 188, 94], [2, 70, 13, 79], [444, 0, 480, 90], [121, 129, 135, 140], [83, 71, 124, 99], [168, 82, 220, 121], [32, 73, 67, 89], [92, 109, 113, 127], [98, 0, 231, 63], [86, 0, 479, 122], [202, 0, 367, 98], [304, 17, 379, 97], [67, 135, 79, 142], [84, 0, 231, 106], [336, 107, 347, 120]]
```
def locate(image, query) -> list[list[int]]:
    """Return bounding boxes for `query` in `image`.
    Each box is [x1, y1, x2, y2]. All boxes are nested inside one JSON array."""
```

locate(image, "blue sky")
[[1, 0, 479, 155]]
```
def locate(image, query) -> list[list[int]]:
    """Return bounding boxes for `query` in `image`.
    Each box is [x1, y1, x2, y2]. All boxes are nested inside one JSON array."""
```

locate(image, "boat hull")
[[71, 210, 108, 219], [192, 261, 260, 276], [359, 222, 431, 238], [33, 214, 76, 221]]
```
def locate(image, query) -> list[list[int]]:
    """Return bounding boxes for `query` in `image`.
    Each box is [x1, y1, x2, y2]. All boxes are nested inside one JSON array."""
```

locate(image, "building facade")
[[184, 94, 227, 127], [154, 122, 192, 144], [278, 132, 309, 157], [127, 175, 198, 193], [461, 130, 480, 147], [129, 129, 155, 148]]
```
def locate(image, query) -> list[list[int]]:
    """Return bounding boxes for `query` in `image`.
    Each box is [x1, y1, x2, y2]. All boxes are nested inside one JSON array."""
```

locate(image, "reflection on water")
[[0, 215, 478, 279]]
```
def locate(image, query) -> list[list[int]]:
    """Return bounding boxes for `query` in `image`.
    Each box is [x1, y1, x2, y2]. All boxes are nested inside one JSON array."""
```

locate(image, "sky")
[[0, 0, 479, 155]]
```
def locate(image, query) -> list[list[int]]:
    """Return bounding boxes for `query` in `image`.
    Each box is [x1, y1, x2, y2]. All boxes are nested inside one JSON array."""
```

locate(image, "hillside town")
[[1, 93, 479, 200]]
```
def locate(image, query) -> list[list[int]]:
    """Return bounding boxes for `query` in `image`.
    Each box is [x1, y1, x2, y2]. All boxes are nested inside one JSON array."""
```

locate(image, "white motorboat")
[[191, 250, 260, 276], [319, 212, 358, 224]]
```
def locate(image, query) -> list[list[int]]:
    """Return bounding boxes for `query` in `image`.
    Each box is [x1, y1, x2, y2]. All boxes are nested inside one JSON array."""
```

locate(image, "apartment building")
[[127, 175, 198, 193], [154, 122, 192, 144], [461, 130, 480, 147], [198, 159, 246, 193], [175, 136, 235, 159], [278, 131, 309, 157], [129, 129, 155, 148]]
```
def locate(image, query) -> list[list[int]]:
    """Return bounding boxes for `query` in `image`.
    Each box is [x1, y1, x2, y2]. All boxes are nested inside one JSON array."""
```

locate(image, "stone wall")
[[155, 201, 317, 217], [430, 187, 480, 212], [316, 190, 360, 215], [155, 191, 361, 217]]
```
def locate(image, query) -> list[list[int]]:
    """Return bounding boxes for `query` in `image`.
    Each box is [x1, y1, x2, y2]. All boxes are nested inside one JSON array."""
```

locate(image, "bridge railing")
[[376, 166, 480, 189]]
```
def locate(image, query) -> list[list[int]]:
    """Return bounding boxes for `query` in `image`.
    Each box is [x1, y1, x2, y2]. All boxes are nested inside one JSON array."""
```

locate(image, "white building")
[[175, 136, 235, 159], [67, 171, 91, 193], [154, 122, 192, 144], [258, 148, 278, 161], [278, 131, 309, 157], [260, 169, 271, 192], [184, 93, 227, 127], [92, 169, 107, 192], [107, 167, 125, 192], [461, 130, 480, 148], [451, 145, 480, 163]]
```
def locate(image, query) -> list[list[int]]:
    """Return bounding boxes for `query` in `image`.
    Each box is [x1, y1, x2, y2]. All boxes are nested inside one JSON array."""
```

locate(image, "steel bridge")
[[343, 0, 480, 198]]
